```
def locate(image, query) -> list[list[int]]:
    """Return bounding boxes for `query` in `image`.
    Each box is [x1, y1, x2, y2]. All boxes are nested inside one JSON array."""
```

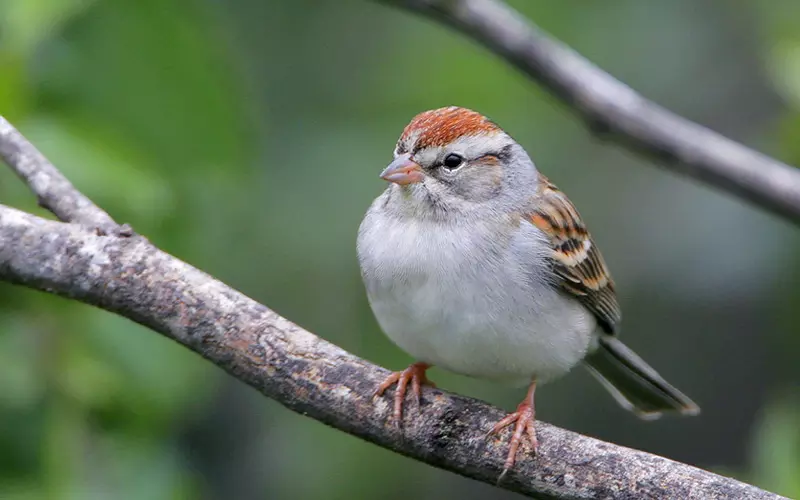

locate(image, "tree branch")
[[0, 119, 784, 499], [0, 207, 783, 500], [376, 0, 800, 225], [0, 116, 118, 231]]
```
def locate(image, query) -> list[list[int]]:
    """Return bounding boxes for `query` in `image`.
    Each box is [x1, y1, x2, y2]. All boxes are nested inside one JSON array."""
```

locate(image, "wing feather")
[[528, 175, 622, 333]]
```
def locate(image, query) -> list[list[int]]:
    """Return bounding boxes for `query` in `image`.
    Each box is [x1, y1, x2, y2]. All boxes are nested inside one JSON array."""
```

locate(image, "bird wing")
[[526, 174, 621, 334]]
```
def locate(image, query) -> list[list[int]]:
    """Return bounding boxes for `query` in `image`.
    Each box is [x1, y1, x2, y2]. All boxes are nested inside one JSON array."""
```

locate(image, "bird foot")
[[375, 362, 434, 426], [486, 401, 538, 482]]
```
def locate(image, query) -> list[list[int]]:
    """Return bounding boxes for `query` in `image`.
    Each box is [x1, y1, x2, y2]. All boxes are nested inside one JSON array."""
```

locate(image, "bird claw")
[[488, 400, 538, 481], [374, 362, 433, 425]]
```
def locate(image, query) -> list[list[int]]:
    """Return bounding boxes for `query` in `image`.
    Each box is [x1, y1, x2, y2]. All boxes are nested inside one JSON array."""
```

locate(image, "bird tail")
[[584, 336, 700, 419]]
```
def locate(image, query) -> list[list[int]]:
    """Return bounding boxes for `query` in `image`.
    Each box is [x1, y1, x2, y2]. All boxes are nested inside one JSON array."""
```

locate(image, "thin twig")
[[377, 0, 800, 224], [0, 114, 785, 498], [0, 116, 118, 230]]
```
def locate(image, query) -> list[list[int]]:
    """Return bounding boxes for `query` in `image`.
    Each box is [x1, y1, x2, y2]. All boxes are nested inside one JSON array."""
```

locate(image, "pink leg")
[[487, 381, 538, 480]]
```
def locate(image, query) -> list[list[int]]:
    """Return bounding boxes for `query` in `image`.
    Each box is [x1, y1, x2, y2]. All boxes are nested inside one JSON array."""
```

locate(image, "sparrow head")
[[380, 107, 536, 216]]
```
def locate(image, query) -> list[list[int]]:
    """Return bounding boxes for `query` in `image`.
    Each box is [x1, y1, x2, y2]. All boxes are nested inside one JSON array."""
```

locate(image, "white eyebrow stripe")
[[446, 132, 511, 157]]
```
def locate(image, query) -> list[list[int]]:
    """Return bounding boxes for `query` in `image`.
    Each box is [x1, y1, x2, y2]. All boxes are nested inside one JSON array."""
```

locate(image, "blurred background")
[[0, 0, 799, 498]]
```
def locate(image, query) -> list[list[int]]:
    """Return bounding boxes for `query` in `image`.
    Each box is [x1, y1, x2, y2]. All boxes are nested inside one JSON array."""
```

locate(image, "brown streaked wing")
[[527, 175, 622, 334]]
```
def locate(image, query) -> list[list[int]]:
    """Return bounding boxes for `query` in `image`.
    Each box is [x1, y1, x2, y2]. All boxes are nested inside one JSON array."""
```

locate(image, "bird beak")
[[380, 154, 423, 185]]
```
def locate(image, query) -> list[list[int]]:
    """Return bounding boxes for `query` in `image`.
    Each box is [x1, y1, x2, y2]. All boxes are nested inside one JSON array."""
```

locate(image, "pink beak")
[[380, 154, 423, 185]]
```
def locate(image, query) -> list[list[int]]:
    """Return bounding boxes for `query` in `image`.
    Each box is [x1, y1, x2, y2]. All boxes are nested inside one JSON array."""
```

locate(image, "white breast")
[[358, 198, 596, 385]]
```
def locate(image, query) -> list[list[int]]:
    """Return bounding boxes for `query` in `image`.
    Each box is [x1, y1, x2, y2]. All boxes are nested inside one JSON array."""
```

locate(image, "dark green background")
[[0, 0, 798, 498]]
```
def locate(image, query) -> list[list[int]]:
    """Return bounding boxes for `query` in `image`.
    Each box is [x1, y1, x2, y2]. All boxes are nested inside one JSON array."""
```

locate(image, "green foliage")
[[750, 395, 800, 498]]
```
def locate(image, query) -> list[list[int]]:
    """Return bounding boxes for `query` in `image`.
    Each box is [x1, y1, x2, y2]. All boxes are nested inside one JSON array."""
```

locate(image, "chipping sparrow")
[[357, 106, 699, 476]]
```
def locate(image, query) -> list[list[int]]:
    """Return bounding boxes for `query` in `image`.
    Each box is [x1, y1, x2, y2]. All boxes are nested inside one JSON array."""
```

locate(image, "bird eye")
[[442, 153, 463, 170]]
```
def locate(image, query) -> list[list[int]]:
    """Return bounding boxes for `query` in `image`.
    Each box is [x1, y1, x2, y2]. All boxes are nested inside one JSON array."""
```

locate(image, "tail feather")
[[584, 336, 700, 419]]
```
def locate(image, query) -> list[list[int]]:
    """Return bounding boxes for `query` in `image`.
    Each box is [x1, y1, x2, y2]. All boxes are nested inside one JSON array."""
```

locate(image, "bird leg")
[[375, 362, 434, 425], [487, 380, 538, 480]]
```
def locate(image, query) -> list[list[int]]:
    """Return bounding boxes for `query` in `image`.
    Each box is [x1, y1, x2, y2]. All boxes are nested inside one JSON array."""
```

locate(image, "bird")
[[356, 106, 699, 477]]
